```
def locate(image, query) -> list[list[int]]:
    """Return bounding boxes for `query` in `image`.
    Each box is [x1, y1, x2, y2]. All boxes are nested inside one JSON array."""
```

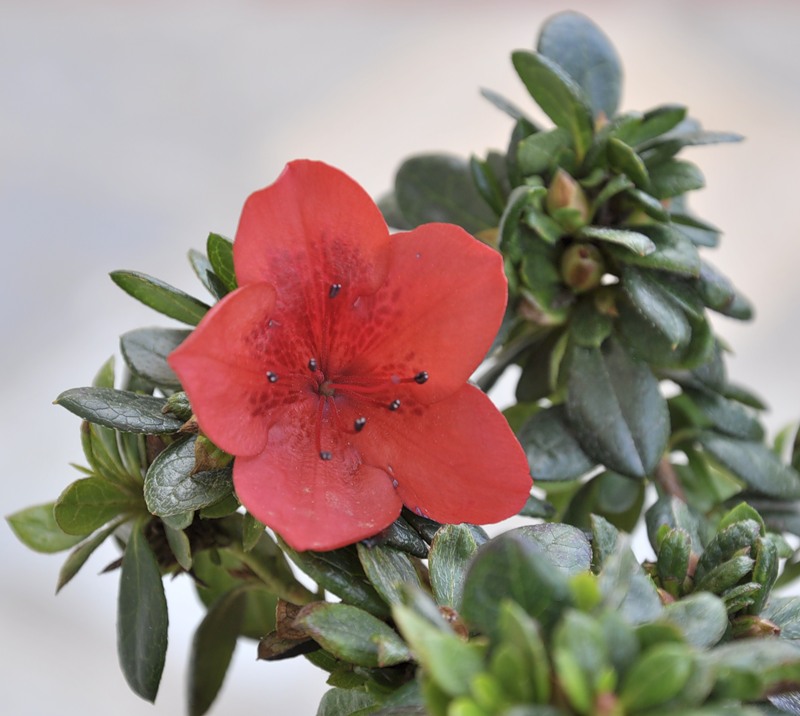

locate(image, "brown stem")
[[654, 456, 686, 502]]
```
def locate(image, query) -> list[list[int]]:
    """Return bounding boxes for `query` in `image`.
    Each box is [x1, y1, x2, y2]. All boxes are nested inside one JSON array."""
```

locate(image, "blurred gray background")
[[3, 1, 799, 714]]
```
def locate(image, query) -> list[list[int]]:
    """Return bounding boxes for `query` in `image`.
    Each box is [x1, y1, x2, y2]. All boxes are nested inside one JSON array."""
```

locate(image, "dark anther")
[[266, 371, 278, 383], [329, 283, 342, 298], [354, 417, 367, 432], [414, 371, 429, 384], [308, 358, 317, 372], [389, 399, 401, 411], [319, 451, 333, 461]]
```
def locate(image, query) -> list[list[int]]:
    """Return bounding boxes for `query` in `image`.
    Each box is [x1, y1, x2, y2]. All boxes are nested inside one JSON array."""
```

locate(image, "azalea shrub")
[[9, 10, 800, 716]]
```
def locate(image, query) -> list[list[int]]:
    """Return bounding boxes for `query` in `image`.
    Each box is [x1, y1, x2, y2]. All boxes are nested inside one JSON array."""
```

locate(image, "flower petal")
[[350, 384, 531, 524], [167, 281, 304, 457], [233, 398, 402, 551], [329, 223, 508, 402], [234, 160, 392, 364]]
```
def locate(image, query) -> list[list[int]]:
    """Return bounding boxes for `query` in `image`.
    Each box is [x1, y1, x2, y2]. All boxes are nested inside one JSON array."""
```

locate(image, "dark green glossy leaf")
[[763, 597, 800, 640], [120, 327, 189, 389], [7, 502, 84, 553], [57, 519, 123, 592], [563, 470, 645, 532], [686, 389, 764, 441], [188, 588, 246, 716], [280, 542, 389, 617], [577, 225, 655, 255], [516, 128, 575, 177], [206, 233, 237, 293], [316, 688, 378, 716], [144, 437, 233, 518], [242, 512, 266, 552], [698, 432, 800, 499], [518, 235, 572, 324], [55, 387, 183, 434], [598, 540, 662, 624], [656, 527, 691, 597], [569, 298, 613, 348], [356, 543, 421, 607], [296, 602, 410, 668], [55, 476, 139, 536], [710, 639, 800, 701], [698, 259, 753, 320], [512, 50, 593, 161], [117, 523, 168, 703], [110, 270, 210, 325], [608, 137, 649, 187], [461, 532, 572, 638], [511, 523, 592, 576], [428, 524, 488, 610], [566, 340, 669, 478], [518, 405, 595, 481], [609, 223, 700, 276], [622, 267, 691, 349], [537, 11, 622, 119], [163, 522, 192, 571], [648, 159, 704, 199], [394, 154, 496, 233], [469, 154, 505, 216], [645, 496, 704, 555]]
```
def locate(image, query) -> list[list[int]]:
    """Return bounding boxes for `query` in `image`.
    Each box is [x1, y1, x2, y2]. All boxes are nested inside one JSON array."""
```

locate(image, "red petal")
[[233, 160, 391, 362], [233, 398, 402, 551], [329, 223, 508, 402], [167, 281, 305, 457], [350, 384, 531, 524]]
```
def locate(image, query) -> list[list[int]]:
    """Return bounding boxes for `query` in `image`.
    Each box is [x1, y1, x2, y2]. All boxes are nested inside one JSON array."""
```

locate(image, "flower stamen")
[[388, 399, 401, 411], [328, 283, 342, 298], [354, 416, 366, 432], [266, 371, 279, 383]]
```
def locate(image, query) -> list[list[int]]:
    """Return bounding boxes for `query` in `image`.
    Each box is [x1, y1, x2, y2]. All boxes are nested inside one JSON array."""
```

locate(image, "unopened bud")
[[561, 242, 605, 293], [547, 168, 590, 230], [731, 615, 781, 639]]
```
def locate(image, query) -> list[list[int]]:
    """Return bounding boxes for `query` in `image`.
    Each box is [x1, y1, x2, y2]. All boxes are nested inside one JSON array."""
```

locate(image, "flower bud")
[[547, 168, 590, 230], [560, 242, 605, 293]]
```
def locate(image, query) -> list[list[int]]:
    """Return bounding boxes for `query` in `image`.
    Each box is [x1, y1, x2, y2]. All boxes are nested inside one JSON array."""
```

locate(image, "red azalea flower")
[[168, 160, 531, 551]]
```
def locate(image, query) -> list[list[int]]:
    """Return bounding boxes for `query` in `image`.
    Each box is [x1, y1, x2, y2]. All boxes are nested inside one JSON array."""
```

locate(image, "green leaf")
[[461, 532, 572, 638], [393, 603, 485, 698], [511, 523, 592, 576], [512, 50, 594, 161], [648, 159, 705, 199], [516, 128, 575, 177], [608, 137, 649, 187], [295, 602, 410, 668], [698, 259, 753, 320], [280, 542, 389, 617], [469, 154, 506, 215], [117, 522, 168, 703], [144, 437, 233, 518], [428, 524, 488, 610], [619, 642, 693, 711], [188, 249, 227, 301], [698, 432, 800, 499], [57, 519, 124, 592], [645, 496, 704, 556], [621, 267, 691, 349], [608, 223, 701, 276], [316, 688, 378, 716], [569, 298, 613, 348], [54, 476, 139, 536], [577, 225, 655, 255], [120, 327, 189, 389], [660, 593, 728, 648], [686, 389, 764, 441], [616, 104, 687, 147], [394, 154, 497, 233], [7, 502, 85, 553], [242, 512, 266, 552], [517, 405, 596, 481], [598, 540, 662, 624], [356, 543, 421, 607], [55, 387, 183, 434], [110, 270, 210, 325], [566, 339, 669, 478], [710, 639, 800, 700], [188, 588, 246, 716], [206, 233, 237, 293], [537, 11, 622, 119]]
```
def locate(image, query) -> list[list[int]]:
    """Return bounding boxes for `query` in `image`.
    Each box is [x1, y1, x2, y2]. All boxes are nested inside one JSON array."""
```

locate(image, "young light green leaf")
[[648, 159, 705, 199], [537, 11, 622, 119], [117, 522, 168, 703], [54, 476, 140, 536], [55, 387, 184, 434], [517, 128, 575, 177], [144, 437, 233, 518], [110, 270, 210, 325], [295, 602, 411, 668], [188, 587, 246, 716], [7, 502, 84, 553], [120, 327, 189, 389]]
